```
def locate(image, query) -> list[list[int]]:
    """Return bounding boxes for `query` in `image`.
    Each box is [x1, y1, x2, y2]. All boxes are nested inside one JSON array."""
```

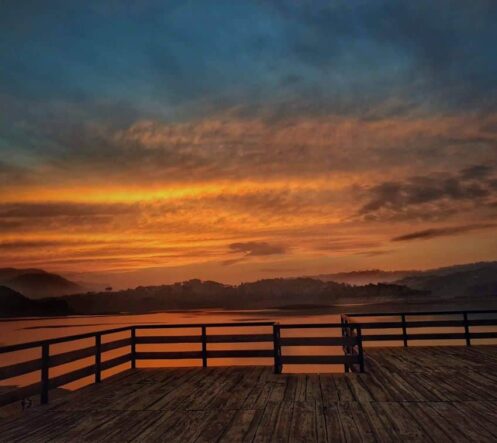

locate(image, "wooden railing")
[[131, 322, 275, 368], [342, 309, 497, 346], [0, 326, 132, 407], [275, 323, 364, 374], [0, 321, 363, 406]]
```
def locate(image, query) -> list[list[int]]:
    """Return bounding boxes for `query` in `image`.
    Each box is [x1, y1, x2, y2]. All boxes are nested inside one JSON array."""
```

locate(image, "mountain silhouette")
[[0, 268, 83, 299], [0, 285, 71, 316]]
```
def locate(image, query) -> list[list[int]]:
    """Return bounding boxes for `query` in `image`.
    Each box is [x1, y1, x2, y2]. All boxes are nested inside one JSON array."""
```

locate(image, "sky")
[[1, 0, 497, 288]]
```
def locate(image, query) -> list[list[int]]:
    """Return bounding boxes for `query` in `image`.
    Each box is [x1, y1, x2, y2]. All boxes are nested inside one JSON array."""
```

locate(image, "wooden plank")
[[50, 364, 95, 389], [345, 376, 373, 402], [306, 375, 323, 404], [289, 401, 316, 442], [100, 353, 131, 371], [0, 358, 42, 380], [323, 403, 345, 442], [219, 409, 262, 442], [49, 343, 127, 368], [281, 355, 353, 365], [0, 326, 131, 354], [334, 376, 355, 402], [135, 351, 202, 360], [336, 402, 362, 442], [195, 409, 238, 443], [135, 335, 201, 344], [253, 402, 279, 443], [280, 337, 356, 346], [372, 401, 427, 440], [272, 401, 295, 442], [149, 367, 211, 410], [244, 382, 273, 410], [359, 401, 395, 442], [278, 323, 343, 329], [207, 334, 273, 343], [319, 375, 340, 404], [101, 337, 132, 352], [428, 401, 496, 442], [206, 350, 274, 358], [136, 410, 209, 442], [402, 402, 457, 442]]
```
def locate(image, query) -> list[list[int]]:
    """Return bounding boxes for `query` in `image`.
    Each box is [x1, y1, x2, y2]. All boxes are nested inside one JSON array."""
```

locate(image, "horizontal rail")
[[361, 331, 497, 341], [0, 359, 42, 381], [207, 350, 274, 358], [0, 337, 132, 380], [134, 334, 274, 344], [0, 322, 275, 354], [50, 365, 95, 389], [135, 351, 203, 360], [280, 337, 358, 346], [278, 323, 344, 329], [135, 335, 202, 344], [0, 326, 132, 354], [349, 319, 497, 329], [345, 309, 497, 317], [342, 309, 497, 352], [101, 353, 132, 371], [206, 334, 273, 343], [134, 322, 275, 329], [50, 345, 96, 368], [281, 355, 360, 365]]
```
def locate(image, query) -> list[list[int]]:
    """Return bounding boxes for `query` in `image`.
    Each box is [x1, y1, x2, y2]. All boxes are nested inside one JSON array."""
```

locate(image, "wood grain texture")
[[1, 345, 497, 442]]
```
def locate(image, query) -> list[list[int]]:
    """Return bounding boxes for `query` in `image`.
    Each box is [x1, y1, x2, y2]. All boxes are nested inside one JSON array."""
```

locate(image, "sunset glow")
[[1, 1, 497, 288]]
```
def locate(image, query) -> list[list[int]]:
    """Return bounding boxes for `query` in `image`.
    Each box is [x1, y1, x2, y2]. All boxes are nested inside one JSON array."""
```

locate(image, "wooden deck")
[[1, 346, 497, 442]]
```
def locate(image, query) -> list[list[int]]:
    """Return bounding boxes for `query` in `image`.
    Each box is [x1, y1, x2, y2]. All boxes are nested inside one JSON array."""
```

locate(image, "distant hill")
[[2, 261, 497, 316], [61, 278, 429, 314], [0, 268, 47, 281], [0, 268, 83, 299], [312, 269, 420, 285], [313, 262, 497, 300], [0, 286, 71, 317], [395, 262, 497, 299]]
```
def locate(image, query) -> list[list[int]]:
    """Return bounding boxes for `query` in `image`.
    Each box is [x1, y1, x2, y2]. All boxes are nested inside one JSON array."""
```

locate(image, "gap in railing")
[[279, 326, 345, 373]]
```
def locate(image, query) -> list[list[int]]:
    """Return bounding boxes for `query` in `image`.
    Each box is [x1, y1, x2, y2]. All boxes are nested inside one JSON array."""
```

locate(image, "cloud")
[[221, 241, 287, 266], [359, 165, 497, 221], [391, 223, 497, 241], [0, 202, 133, 218], [228, 241, 287, 256]]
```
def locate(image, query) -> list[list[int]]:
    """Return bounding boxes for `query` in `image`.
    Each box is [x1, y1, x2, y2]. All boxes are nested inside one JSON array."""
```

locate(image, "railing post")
[[201, 325, 208, 368], [95, 333, 101, 383], [341, 316, 350, 373], [401, 314, 408, 347], [357, 326, 365, 373], [41, 343, 49, 405], [463, 312, 471, 346], [273, 323, 282, 374], [131, 327, 136, 369]]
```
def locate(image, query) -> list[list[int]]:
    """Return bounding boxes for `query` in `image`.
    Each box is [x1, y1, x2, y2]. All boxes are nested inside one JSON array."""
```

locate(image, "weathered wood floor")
[[1, 346, 497, 442]]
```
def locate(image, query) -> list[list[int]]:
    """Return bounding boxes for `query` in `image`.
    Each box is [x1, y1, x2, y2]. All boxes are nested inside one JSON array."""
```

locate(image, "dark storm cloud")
[[392, 223, 497, 241], [359, 165, 497, 220]]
